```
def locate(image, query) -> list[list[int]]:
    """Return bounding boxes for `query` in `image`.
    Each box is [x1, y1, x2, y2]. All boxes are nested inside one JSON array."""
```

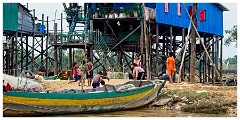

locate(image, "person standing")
[[86, 58, 94, 86], [166, 52, 175, 84]]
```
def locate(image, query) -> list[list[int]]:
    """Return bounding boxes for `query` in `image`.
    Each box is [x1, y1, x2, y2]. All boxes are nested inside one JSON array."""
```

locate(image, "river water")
[[56, 107, 235, 117]]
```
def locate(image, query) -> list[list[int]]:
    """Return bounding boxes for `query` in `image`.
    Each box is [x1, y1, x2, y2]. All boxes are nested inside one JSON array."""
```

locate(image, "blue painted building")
[[156, 3, 229, 36]]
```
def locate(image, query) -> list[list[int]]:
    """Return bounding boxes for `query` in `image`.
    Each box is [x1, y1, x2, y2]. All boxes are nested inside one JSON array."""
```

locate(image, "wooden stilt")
[[156, 23, 159, 75]]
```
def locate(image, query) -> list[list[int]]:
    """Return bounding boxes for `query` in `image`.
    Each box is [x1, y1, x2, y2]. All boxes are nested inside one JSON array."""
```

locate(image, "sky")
[[21, 2, 237, 60]]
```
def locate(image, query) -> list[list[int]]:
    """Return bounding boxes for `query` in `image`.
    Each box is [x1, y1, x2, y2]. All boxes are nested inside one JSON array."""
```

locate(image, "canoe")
[[3, 80, 166, 116]]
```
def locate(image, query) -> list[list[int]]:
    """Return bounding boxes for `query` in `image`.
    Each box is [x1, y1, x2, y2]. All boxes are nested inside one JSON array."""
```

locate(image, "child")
[[92, 71, 110, 89], [133, 55, 141, 67], [131, 63, 145, 80], [78, 60, 86, 86], [166, 52, 175, 84], [86, 58, 94, 86], [69, 62, 81, 84]]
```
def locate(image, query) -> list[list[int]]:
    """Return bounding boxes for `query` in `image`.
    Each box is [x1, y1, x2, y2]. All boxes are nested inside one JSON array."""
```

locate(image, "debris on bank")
[[149, 85, 237, 115]]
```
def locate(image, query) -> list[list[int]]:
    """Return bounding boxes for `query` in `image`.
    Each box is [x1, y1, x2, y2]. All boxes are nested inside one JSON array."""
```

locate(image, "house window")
[[189, 6, 192, 16], [165, 3, 169, 13], [177, 3, 181, 16], [200, 9, 206, 21]]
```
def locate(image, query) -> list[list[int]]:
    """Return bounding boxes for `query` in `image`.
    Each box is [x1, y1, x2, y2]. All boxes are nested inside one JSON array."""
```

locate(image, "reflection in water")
[[56, 107, 235, 117]]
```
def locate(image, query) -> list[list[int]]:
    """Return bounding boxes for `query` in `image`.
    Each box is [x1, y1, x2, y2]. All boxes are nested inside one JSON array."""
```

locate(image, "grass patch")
[[182, 98, 235, 114], [172, 91, 209, 103]]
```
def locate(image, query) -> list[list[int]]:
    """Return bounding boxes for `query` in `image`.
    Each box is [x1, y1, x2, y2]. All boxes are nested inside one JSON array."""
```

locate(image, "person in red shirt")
[[73, 62, 81, 82], [166, 52, 175, 84]]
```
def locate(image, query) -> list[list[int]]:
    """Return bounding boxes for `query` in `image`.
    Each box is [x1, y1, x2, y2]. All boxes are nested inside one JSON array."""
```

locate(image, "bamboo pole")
[[142, 3, 150, 80]]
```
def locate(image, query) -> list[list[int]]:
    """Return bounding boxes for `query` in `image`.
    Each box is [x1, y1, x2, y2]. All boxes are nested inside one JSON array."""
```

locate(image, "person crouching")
[[92, 71, 110, 89], [131, 63, 145, 80]]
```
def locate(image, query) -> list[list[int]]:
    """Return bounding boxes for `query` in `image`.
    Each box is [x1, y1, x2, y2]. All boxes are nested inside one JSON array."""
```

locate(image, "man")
[[131, 63, 145, 80], [92, 71, 110, 89], [166, 52, 175, 84], [86, 58, 94, 86]]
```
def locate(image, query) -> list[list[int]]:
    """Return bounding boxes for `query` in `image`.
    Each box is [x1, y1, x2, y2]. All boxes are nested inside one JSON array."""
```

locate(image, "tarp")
[[3, 74, 43, 92]]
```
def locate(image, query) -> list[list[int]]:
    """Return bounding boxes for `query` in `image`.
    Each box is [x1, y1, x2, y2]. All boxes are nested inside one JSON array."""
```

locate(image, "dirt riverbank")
[[150, 82, 237, 116]]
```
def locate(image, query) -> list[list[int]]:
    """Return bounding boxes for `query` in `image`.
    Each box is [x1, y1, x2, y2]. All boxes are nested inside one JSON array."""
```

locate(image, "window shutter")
[[177, 3, 181, 16], [200, 10, 205, 21], [165, 3, 169, 13]]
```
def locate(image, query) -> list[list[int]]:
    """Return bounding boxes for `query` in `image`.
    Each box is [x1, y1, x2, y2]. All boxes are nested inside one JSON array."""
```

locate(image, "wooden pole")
[[15, 34, 18, 76], [169, 26, 173, 52], [220, 37, 223, 78], [140, 19, 144, 54], [181, 28, 185, 80], [203, 37, 206, 83], [189, 3, 197, 83], [41, 14, 44, 67], [212, 36, 215, 84], [54, 23, 58, 75], [45, 16, 49, 76], [143, 3, 150, 80], [32, 9, 35, 72], [26, 36, 29, 70], [20, 33, 23, 71], [69, 48, 72, 70], [199, 38, 202, 83], [156, 23, 159, 75]]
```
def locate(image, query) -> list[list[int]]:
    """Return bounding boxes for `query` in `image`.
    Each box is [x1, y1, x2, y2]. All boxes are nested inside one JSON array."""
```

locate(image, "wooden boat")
[[3, 80, 166, 116]]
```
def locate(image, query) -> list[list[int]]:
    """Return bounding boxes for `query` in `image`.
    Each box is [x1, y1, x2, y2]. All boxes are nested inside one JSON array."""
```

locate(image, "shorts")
[[167, 70, 174, 76], [137, 72, 145, 80], [86, 70, 93, 79], [74, 75, 81, 81], [92, 82, 100, 88]]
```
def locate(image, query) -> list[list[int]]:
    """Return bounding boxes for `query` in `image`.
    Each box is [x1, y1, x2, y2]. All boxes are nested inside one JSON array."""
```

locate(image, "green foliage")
[[224, 25, 237, 47], [224, 55, 237, 65], [73, 49, 85, 63]]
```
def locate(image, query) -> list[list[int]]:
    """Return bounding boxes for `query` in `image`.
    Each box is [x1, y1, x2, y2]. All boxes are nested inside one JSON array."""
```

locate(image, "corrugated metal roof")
[[213, 3, 229, 11]]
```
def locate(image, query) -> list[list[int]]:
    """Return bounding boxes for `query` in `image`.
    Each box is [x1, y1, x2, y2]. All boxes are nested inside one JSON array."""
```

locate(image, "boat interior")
[[51, 80, 164, 94]]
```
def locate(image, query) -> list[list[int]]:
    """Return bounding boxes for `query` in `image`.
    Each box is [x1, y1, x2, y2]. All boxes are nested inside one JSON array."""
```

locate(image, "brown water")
[[56, 107, 236, 117]]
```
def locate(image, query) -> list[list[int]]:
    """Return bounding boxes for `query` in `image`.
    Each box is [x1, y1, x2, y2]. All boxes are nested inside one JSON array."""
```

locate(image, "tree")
[[224, 25, 237, 47], [224, 55, 237, 65]]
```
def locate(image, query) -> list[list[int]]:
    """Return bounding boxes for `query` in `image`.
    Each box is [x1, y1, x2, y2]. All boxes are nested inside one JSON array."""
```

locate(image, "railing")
[[50, 32, 88, 44], [93, 30, 117, 71]]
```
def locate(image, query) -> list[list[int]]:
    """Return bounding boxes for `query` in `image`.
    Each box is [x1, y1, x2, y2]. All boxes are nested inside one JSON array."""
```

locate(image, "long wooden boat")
[[3, 80, 166, 116]]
